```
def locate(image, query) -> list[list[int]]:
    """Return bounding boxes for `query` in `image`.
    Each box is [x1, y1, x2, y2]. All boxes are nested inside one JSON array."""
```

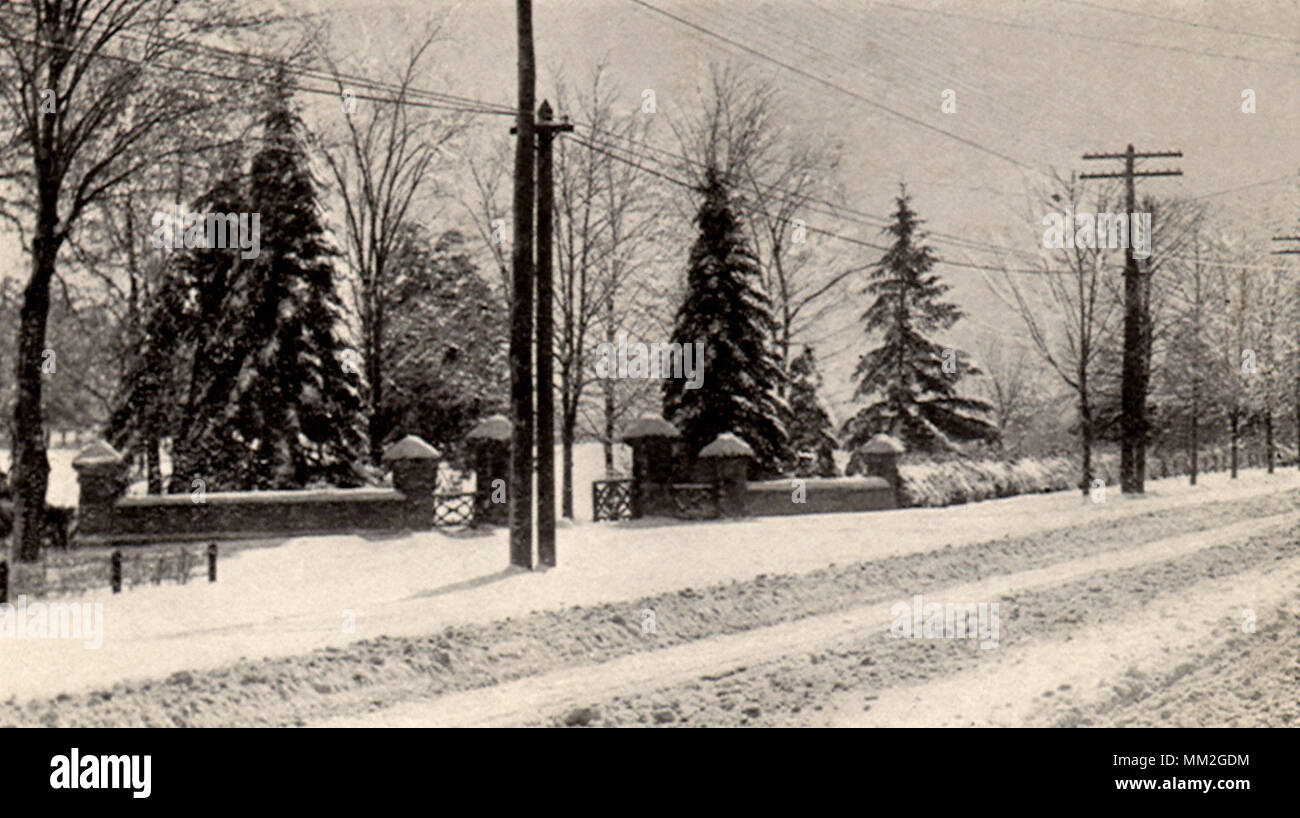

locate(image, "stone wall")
[[89, 489, 416, 545], [71, 436, 441, 547], [621, 421, 905, 520], [744, 476, 895, 517]]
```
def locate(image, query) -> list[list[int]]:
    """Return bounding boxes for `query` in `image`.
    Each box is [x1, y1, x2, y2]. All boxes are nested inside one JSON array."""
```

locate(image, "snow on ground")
[[318, 512, 1300, 728], [827, 552, 1300, 727], [0, 466, 1296, 702]]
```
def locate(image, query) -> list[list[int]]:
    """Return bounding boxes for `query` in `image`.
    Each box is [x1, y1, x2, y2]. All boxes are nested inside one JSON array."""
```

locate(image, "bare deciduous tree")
[[317, 19, 467, 463], [988, 173, 1124, 494], [0, 0, 273, 560]]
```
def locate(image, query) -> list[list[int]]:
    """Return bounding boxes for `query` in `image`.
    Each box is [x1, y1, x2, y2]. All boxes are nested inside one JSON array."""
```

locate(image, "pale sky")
[[299, 0, 1300, 414], [5, 0, 1298, 416]]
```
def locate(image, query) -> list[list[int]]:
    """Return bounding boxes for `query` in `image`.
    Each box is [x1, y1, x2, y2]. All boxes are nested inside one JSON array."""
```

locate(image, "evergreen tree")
[[172, 78, 364, 489], [786, 346, 838, 476], [663, 167, 789, 474], [379, 225, 507, 465], [843, 187, 996, 462], [114, 150, 248, 493], [106, 267, 188, 492]]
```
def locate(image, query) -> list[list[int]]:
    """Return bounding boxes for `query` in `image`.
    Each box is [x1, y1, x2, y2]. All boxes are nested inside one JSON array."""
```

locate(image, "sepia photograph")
[[0, 0, 1293, 799]]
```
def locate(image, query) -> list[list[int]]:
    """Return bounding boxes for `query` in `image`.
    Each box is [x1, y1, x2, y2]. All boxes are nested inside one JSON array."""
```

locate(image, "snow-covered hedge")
[[898, 453, 1121, 508], [895, 446, 1287, 508]]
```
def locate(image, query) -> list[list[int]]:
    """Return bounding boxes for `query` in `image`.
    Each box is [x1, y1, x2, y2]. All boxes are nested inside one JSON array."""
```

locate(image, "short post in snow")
[[110, 549, 122, 594]]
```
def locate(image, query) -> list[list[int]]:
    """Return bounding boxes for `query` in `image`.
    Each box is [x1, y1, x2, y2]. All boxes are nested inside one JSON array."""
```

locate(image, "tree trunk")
[[147, 430, 163, 495], [1230, 411, 1239, 479], [1079, 397, 1093, 498], [366, 310, 385, 465], [11, 232, 58, 562], [1265, 411, 1274, 474], [561, 417, 575, 520], [602, 293, 616, 475], [1188, 406, 1198, 486]]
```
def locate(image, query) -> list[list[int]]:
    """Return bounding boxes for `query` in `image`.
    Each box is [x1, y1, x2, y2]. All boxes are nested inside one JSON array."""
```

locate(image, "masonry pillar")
[[382, 435, 441, 530], [699, 432, 754, 518], [71, 439, 129, 542], [468, 414, 512, 526], [861, 433, 905, 507], [621, 414, 680, 518]]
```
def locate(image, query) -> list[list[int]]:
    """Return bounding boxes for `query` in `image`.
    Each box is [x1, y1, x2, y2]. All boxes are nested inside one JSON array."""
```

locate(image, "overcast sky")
[[303, 0, 1300, 412], [6, 0, 1298, 415]]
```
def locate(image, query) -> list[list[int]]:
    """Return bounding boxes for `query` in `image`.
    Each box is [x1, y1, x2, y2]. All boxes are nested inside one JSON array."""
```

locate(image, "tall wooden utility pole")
[[535, 100, 573, 568], [1081, 145, 1182, 494], [1273, 214, 1300, 473], [509, 0, 537, 569]]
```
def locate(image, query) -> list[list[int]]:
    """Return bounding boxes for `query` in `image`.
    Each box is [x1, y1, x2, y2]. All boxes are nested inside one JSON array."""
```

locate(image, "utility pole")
[[1274, 173, 1300, 471], [535, 100, 572, 568], [509, 0, 536, 569], [1081, 145, 1182, 494]]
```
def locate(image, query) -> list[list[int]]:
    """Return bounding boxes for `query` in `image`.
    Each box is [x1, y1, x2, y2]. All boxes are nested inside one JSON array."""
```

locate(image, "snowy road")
[[316, 511, 1300, 727], [2, 468, 1298, 725]]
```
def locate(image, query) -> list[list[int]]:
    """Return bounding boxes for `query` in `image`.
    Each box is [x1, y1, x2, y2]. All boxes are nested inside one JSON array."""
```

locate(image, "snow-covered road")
[[315, 511, 1300, 727], [2, 468, 1297, 703]]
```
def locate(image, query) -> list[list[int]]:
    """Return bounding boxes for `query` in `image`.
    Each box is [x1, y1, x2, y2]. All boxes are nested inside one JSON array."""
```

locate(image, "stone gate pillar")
[[467, 414, 511, 526], [72, 439, 129, 543], [621, 414, 679, 518], [861, 434, 905, 506], [699, 432, 754, 518], [382, 435, 441, 530]]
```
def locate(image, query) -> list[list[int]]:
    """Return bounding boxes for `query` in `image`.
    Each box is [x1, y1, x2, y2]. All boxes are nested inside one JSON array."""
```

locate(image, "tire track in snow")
[[316, 511, 1300, 727]]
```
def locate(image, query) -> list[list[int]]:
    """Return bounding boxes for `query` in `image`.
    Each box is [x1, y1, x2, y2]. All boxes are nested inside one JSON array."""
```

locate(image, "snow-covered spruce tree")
[[106, 267, 189, 494], [173, 78, 365, 490], [843, 187, 997, 466], [786, 346, 839, 476], [663, 167, 789, 474], [125, 155, 250, 493]]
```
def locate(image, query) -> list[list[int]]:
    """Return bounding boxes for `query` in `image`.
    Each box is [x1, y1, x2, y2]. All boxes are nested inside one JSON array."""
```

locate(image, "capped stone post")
[[861, 434, 905, 504], [383, 435, 441, 530], [467, 414, 512, 526], [699, 432, 754, 517], [71, 439, 129, 542], [621, 413, 680, 518]]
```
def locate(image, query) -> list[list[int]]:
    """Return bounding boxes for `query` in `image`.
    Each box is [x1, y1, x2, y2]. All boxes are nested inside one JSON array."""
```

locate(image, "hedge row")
[[897, 447, 1291, 509]]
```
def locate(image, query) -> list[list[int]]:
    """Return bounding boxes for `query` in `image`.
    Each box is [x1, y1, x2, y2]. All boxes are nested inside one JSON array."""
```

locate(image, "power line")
[[1056, 0, 1300, 47], [801, 0, 1133, 151], [3, 6, 1283, 277], [877, 1, 1300, 70], [0, 7, 520, 117], [570, 134, 1067, 275], [1191, 174, 1294, 201], [572, 120, 1048, 260], [576, 124, 1288, 274], [696, 0, 1084, 164], [576, 122, 1289, 273], [621, 0, 1042, 173]]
